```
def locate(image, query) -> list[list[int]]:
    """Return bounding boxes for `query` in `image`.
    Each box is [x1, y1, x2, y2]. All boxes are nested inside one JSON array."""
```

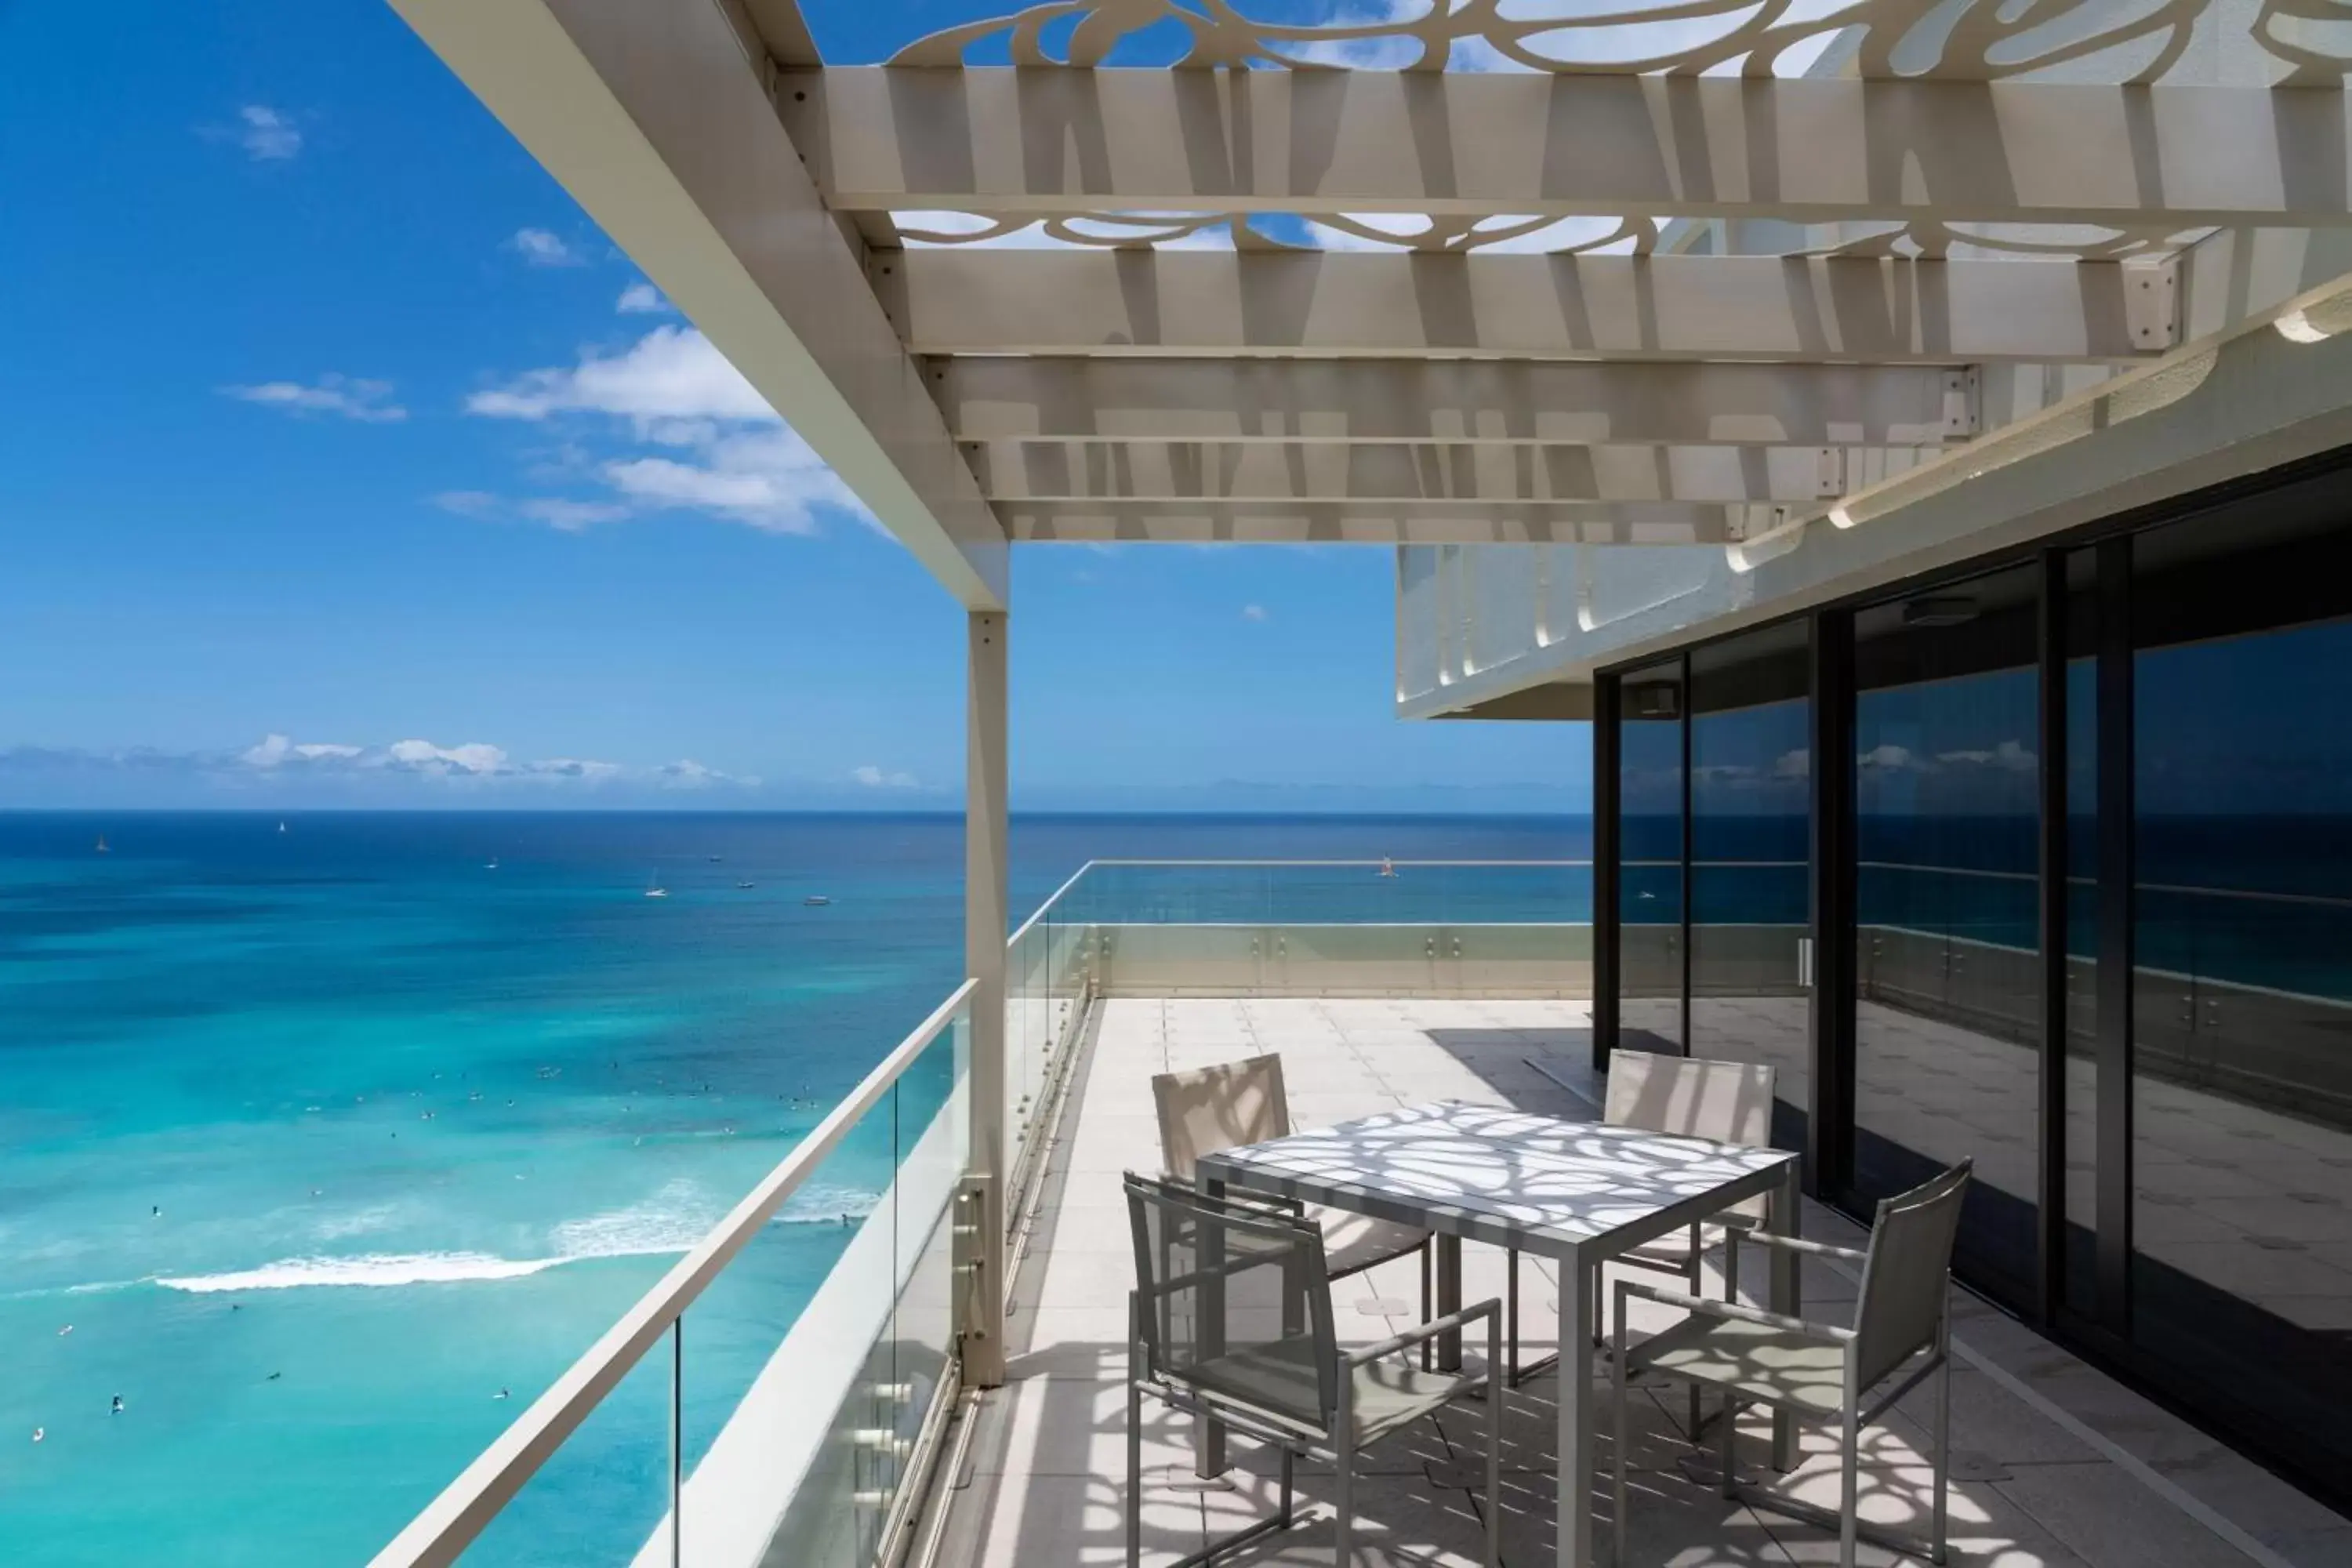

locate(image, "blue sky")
[[0, 2, 1590, 812]]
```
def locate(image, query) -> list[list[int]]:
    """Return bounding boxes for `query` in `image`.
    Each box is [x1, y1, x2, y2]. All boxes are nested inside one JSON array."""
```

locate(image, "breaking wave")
[[153, 1178, 880, 1294]]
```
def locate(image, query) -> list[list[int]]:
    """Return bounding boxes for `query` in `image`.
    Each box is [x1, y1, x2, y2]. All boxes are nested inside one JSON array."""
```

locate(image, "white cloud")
[[1242, 603, 1269, 622], [223, 375, 406, 423], [1938, 740, 2038, 771], [235, 105, 302, 161], [470, 327, 770, 425], [1276, 0, 1838, 75], [431, 490, 500, 518], [508, 227, 580, 267], [241, 734, 363, 768], [0, 737, 790, 806], [616, 282, 670, 314], [662, 759, 759, 789], [851, 764, 919, 789], [466, 327, 866, 535], [1857, 743, 1920, 772], [516, 497, 630, 531]]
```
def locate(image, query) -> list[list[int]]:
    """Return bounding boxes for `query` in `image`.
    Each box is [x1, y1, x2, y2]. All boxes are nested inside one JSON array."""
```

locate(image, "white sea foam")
[[158, 1252, 563, 1293], [777, 1183, 880, 1225], [550, 1180, 717, 1260], [147, 1179, 885, 1294]]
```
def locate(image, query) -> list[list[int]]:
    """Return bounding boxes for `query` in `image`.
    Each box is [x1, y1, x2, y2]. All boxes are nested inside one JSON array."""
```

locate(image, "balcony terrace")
[[370, 862, 2350, 1568], [932, 990, 2344, 1568]]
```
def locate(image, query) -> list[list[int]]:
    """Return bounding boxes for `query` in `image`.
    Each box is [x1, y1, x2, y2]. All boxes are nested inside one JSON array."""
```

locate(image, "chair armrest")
[[1613, 1279, 1853, 1344], [1739, 1232, 1868, 1264], [1344, 1298, 1501, 1367]]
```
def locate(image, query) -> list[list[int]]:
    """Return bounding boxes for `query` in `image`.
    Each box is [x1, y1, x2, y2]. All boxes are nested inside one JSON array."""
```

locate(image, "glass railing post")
[[667, 1319, 683, 1568]]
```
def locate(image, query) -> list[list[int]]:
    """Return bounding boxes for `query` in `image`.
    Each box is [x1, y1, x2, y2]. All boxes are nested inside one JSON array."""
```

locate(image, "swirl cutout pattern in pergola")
[[888, 210, 2210, 260], [890, 0, 2352, 83]]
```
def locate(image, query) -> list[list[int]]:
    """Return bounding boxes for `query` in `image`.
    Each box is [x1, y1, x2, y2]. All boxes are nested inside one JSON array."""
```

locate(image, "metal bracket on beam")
[[1942, 368, 1982, 439], [2124, 260, 2181, 351], [1814, 448, 1844, 499]]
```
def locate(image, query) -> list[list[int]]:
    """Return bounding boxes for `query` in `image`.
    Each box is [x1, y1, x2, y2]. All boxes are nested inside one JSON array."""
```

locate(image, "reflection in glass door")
[[1689, 622, 1812, 1152], [1617, 659, 1684, 1052], [1850, 565, 2043, 1303], [2128, 506, 2352, 1488]]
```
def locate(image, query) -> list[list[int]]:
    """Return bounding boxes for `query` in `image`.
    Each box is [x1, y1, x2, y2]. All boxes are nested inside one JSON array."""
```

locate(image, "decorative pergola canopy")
[[390, 0, 2352, 595]]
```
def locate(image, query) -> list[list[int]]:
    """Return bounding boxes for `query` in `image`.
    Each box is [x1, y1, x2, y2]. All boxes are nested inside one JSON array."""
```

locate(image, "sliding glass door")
[[1849, 564, 2043, 1305], [1615, 659, 1685, 1052], [1689, 622, 1812, 1152], [2125, 495, 2352, 1486]]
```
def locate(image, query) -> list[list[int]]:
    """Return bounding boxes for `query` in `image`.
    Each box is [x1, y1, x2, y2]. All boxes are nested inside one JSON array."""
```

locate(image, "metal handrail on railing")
[[368, 978, 978, 1568]]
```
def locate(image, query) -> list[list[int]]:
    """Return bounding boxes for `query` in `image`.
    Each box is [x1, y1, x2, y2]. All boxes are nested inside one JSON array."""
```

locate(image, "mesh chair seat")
[[1123, 1172, 1503, 1567], [1153, 1054, 1434, 1298], [1643, 1317, 1850, 1417], [1316, 1207, 1431, 1279], [1189, 1335, 1487, 1446]]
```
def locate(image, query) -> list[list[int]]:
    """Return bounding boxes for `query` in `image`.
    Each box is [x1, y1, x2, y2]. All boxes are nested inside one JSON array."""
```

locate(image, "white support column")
[[964, 609, 1010, 1388]]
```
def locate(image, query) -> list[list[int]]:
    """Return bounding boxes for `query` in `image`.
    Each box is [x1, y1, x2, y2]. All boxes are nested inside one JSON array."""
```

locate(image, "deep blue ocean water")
[[0, 811, 1592, 1566]]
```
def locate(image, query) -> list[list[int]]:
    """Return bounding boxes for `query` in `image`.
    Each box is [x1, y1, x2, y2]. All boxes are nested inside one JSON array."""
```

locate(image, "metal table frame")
[[1196, 1102, 1802, 1568]]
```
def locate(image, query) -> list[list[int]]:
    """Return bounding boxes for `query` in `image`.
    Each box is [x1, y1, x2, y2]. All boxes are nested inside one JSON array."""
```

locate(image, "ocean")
[[0, 811, 1592, 1566]]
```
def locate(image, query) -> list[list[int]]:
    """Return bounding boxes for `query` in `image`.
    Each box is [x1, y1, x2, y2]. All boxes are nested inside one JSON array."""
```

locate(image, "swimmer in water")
[[31, 1428, 43, 1444], [493, 1388, 510, 1400], [267, 1372, 281, 1381], [57, 1325, 71, 1337], [110, 1396, 122, 1416]]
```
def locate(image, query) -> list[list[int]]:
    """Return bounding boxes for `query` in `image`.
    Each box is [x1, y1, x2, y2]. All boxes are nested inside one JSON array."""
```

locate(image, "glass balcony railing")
[[1039, 858, 1595, 1000], [368, 983, 973, 1568]]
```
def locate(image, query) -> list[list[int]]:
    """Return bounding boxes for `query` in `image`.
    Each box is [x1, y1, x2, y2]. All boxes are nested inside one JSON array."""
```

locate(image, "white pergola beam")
[[783, 69, 2352, 228], [1004, 499, 1755, 543], [968, 440, 1929, 504], [880, 250, 2165, 363], [931, 358, 1974, 446], [387, 0, 1007, 609]]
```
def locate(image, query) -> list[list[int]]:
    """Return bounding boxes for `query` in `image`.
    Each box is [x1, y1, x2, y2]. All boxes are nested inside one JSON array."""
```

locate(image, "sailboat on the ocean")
[[93, 835, 108, 855], [644, 871, 669, 900]]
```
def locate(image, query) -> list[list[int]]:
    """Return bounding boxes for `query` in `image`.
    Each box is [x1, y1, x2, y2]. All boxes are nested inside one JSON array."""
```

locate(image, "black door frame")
[[1583, 442, 2352, 1515]]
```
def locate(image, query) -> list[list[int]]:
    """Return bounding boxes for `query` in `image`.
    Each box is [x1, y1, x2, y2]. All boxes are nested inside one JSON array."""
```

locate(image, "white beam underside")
[[1004, 500, 1748, 543], [1400, 228, 2352, 714], [880, 251, 2159, 362], [931, 359, 1968, 445], [387, 0, 1007, 610], [784, 70, 2352, 227], [969, 440, 1929, 503]]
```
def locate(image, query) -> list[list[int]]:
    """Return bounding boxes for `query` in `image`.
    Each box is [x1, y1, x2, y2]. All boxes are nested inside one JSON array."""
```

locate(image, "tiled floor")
[[1629, 991, 2352, 1330], [928, 997, 2350, 1567]]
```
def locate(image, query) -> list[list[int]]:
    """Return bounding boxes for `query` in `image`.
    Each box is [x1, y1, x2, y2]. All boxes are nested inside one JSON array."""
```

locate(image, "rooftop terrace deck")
[[929, 996, 2350, 1568]]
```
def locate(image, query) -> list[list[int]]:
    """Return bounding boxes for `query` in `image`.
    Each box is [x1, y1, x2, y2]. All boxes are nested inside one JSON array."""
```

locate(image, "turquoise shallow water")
[[0, 811, 1591, 1566]]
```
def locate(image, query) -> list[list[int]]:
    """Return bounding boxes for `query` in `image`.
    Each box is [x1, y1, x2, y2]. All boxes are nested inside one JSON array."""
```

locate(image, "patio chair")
[[1609, 1160, 1973, 1568], [1153, 1054, 1434, 1338], [1123, 1171, 1501, 1568], [1507, 1050, 1777, 1400]]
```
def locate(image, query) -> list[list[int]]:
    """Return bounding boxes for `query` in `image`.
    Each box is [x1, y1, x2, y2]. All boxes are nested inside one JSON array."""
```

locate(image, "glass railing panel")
[[1011, 914, 1065, 1200], [449, 1329, 677, 1568], [1453, 923, 1593, 995], [1272, 925, 1440, 994], [1097, 924, 1270, 994], [891, 1011, 971, 1480], [1073, 860, 1590, 926], [677, 1000, 967, 1568]]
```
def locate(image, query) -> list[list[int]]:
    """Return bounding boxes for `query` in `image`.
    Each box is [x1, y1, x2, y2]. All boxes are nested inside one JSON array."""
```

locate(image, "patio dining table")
[[1195, 1100, 1802, 1568]]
